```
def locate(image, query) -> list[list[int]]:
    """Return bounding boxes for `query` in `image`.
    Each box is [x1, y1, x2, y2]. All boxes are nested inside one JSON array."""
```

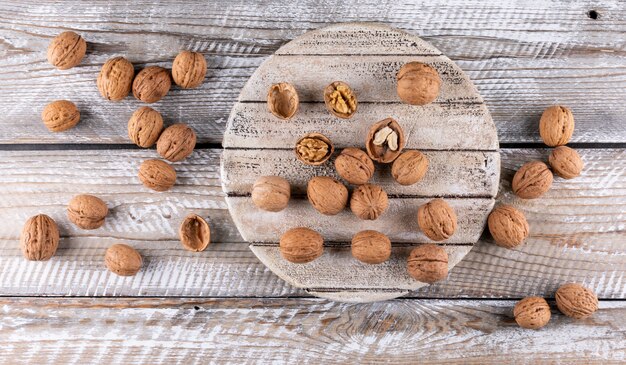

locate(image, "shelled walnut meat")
[[105, 243, 142, 276], [251, 176, 291, 212], [47, 31, 86, 70], [128, 106, 164, 148], [279, 227, 323, 263], [396, 62, 441, 105], [514, 297, 551, 329], [133, 66, 172, 103], [267, 82, 299, 120], [307, 176, 348, 216], [391, 150, 429, 186], [20, 214, 60, 261], [179, 214, 211, 252], [351, 230, 391, 264], [417, 198, 457, 241], [97, 56, 134, 101], [407, 244, 448, 283], [366, 118, 405, 163], [67, 194, 108, 230], [295, 133, 333, 166], [324, 81, 357, 119], [172, 50, 207, 89], [549, 146, 583, 179], [138, 159, 176, 192], [334, 147, 375, 185], [512, 160, 553, 199], [539, 105, 574, 147], [350, 184, 388, 220], [487, 205, 529, 249], [41, 100, 80, 132], [157, 123, 197, 162], [555, 283, 599, 319]]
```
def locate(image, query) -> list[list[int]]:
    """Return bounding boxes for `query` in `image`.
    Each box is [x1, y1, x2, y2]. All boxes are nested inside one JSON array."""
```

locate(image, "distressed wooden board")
[[1, 297, 624, 364]]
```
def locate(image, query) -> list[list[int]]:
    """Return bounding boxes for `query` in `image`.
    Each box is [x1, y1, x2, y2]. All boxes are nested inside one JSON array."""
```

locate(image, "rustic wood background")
[[0, 0, 624, 363]]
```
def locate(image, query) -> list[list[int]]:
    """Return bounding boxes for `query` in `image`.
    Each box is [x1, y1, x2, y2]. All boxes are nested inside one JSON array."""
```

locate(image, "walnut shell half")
[[179, 214, 211, 252], [365, 118, 406, 163], [267, 82, 299, 120]]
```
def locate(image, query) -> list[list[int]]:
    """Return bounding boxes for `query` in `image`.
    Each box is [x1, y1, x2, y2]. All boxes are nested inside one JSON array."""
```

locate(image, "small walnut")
[[132, 66, 172, 103], [351, 230, 391, 264], [396, 62, 441, 105], [555, 283, 599, 319], [366, 118, 405, 163], [47, 31, 86, 70], [19, 214, 60, 261], [512, 160, 553, 199], [307, 176, 348, 216], [41, 100, 80, 132], [334, 148, 375, 185], [252, 176, 291, 212], [514, 297, 551, 329], [172, 50, 207, 89], [67, 194, 108, 230], [540, 105, 574, 147], [128, 106, 164, 148], [324, 81, 357, 119], [267, 82, 299, 120], [549, 146, 583, 179], [279, 227, 323, 263], [156, 124, 197, 162], [138, 159, 176, 192], [417, 198, 457, 241], [97, 57, 134, 101], [487, 205, 529, 249], [179, 214, 211, 252], [391, 150, 429, 186], [295, 133, 333, 166], [350, 184, 388, 220], [407, 244, 448, 283], [105, 243, 142, 276]]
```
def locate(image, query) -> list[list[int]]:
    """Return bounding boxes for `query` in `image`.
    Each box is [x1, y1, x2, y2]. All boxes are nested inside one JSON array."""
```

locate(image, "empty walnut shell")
[[512, 160, 553, 199], [555, 283, 598, 319], [350, 184, 389, 220], [396, 62, 441, 105], [365, 118, 406, 164], [549, 146, 583, 179], [67, 194, 108, 230], [41, 100, 80, 132], [267, 82, 299, 120], [307, 176, 348, 216], [324, 81, 357, 119], [20, 214, 60, 261], [279, 227, 323, 263], [351, 230, 391, 264], [128, 106, 164, 148], [97, 57, 134, 101], [156, 124, 197, 162], [295, 133, 334, 166], [334, 148, 375, 185], [407, 244, 448, 283], [487, 205, 529, 249], [172, 50, 207, 89], [105, 243, 142, 276], [417, 198, 457, 242], [540, 105, 574, 147], [132, 66, 172, 103], [138, 159, 176, 192], [47, 31, 86, 70], [252, 176, 291, 212], [391, 150, 429, 186], [179, 214, 211, 252], [514, 297, 551, 329]]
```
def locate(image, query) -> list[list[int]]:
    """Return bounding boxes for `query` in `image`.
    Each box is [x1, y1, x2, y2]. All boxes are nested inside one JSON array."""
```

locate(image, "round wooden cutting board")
[[221, 23, 500, 303]]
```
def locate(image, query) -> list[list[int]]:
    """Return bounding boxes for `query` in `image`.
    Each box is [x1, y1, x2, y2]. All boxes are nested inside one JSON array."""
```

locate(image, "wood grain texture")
[[0, 297, 624, 364]]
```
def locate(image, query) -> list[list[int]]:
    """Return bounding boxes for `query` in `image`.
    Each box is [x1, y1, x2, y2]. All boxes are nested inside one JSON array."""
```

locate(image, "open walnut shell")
[[267, 82, 299, 120], [295, 132, 334, 166], [324, 81, 357, 119], [365, 118, 406, 163]]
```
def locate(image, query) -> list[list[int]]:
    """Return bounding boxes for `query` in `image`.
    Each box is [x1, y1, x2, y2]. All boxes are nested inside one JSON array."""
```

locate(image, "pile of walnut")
[[21, 31, 212, 277]]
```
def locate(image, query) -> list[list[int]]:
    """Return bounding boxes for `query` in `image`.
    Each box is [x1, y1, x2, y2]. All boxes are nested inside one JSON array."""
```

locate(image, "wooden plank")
[[0, 297, 624, 364]]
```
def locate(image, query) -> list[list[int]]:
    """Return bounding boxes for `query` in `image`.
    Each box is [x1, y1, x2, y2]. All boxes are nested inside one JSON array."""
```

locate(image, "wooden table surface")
[[0, 1, 624, 363]]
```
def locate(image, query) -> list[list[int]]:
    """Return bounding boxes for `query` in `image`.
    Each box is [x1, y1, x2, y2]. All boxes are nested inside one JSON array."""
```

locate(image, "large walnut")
[[417, 198, 457, 241], [514, 297, 551, 329], [138, 159, 176, 192], [132, 66, 172, 103], [407, 244, 448, 283], [67, 194, 108, 230], [512, 161, 553, 199], [539, 105, 574, 147], [105, 244, 143, 276], [20, 214, 60, 261], [555, 283, 598, 319], [487, 205, 529, 249], [391, 150, 429, 186], [334, 148, 375, 185], [351, 230, 391, 264], [172, 50, 207, 89], [97, 57, 134, 101], [549, 146, 583, 179], [41, 100, 80, 132], [279, 227, 323, 263], [252, 176, 291, 212], [156, 124, 197, 162], [350, 184, 388, 220], [128, 106, 164, 148], [307, 176, 348, 216], [396, 62, 441, 105], [47, 31, 86, 70]]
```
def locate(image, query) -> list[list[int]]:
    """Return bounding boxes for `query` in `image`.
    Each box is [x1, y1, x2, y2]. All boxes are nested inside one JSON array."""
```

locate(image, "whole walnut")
[[417, 198, 457, 241], [105, 243, 142, 276], [391, 150, 429, 185], [20, 214, 60, 261], [351, 230, 391, 264], [307, 176, 348, 216], [132, 66, 172, 103], [252, 176, 291, 212], [407, 244, 448, 283], [512, 161, 553, 199], [41, 100, 80, 132], [279, 227, 324, 263], [128, 107, 164, 148], [334, 148, 375, 185], [396, 62, 441, 105], [47, 31, 86, 70], [156, 124, 197, 162], [514, 297, 551, 329], [350, 184, 388, 220], [539, 105, 574, 147], [179, 214, 211, 252], [67, 194, 108, 230], [549, 146, 583, 179], [97, 57, 135, 101], [555, 283, 599, 319], [487, 205, 529, 249], [138, 159, 176, 192], [172, 50, 207, 89]]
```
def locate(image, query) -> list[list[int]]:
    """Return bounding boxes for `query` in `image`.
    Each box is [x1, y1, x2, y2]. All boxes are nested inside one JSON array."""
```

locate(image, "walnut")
[[267, 82, 299, 120], [350, 184, 388, 220], [156, 124, 197, 162], [512, 160, 553, 199], [396, 62, 441, 105], [41, 100, 80, 132], [334, 148, 375, 185], [514, 297, 551, 329], [366, 118, 405, 163], [549, 146, 583, 179], [67, 194, 108, 230], [307, 176, 348, 216], [105, 243, 142, 276], [132, 66, 172, 103], [324, 81, 357, 119], [539, 105, 574, 147], [279, 227, 323, 263], [351, 230, 391, 264], [138, 159, 176, 192], [47, 31, 86, 70], [417, 198, 457, 241], [179, 214, 211, 252], [487, 205, 529, 249], [407, 244, 448, 283], [172, 50, 207, 89], [555, 283, 599, 319], [295, 133, 333, 166], [19, 214, 60, 261], [391, 150, 429, 185], [128, 106, 164, 148], [252, 176, 291, 212], [97, 57, 134, 101]]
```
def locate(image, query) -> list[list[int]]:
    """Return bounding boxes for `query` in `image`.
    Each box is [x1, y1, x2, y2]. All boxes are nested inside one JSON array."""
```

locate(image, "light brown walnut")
[[512, 160, 553, 199], [549, 146, 583, 179], [350, 184, 388, 220], [307, 176, 348, 216], [156, 124, 197, 162], [20, 214, 60, 261], [97, 57, 134, 101], [555, 283, 599, 319], [138, 159, 176, 192], [417, 198, 457, 242], [514, 297, 551, 329], [252, 176, 291, 212], [41, 100, 80, 132], [324, 81, 357, 119], [396, 62, 441, 105], [179, 214, 211, 252], [132, 66, 172, 103], [351, 230, 391, 264], [47, 31, 86, 70], [67, 194, 108, 230], [487, 205, 529, 249], [172, 50, 207, 89], [128, 106, 164, 148], [539, 105, 574, 147], [391, 150, 429, 186], [279, 227, 323, 263], [295, 133, 333, 166], [105, 244, 142, 276], [407, 244, 448, 283], [334, 148, 375, 185], [267, 82, 299, 120]]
